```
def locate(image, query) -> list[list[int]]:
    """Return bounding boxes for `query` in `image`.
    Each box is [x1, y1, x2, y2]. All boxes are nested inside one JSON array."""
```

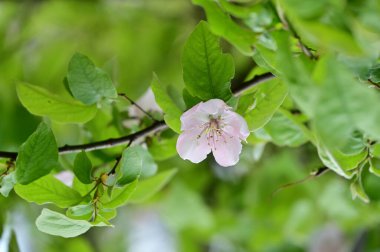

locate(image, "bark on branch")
[[0, 73, 275, 159]]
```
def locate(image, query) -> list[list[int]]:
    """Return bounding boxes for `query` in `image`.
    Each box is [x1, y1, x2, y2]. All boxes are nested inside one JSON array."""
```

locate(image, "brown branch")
[[0, 73, 276, 159], [0, 121, 167, 160]]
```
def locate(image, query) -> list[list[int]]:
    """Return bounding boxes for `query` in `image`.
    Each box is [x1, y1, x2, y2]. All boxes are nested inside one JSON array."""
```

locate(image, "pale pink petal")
[[176, 128, 211, 163], [222, 111, 250, 140], [199, 99, 229, 116], [212, 135, 242, 167], [129, 88, 162, 118], [180, 102, 209, 130]]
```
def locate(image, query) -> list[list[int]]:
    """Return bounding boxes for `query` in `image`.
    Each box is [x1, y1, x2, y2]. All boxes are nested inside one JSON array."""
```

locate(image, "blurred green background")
[[1, 0, 380, 251]]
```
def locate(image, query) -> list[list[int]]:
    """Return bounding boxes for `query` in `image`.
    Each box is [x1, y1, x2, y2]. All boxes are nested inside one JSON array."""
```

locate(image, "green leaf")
[[192, 0, 256, 55], [93, 210, 116, 226], [129, 168, 177, 203], [339, 132, 366, 155], [66, 204, 93, 221], [16, 83, 97, 124], [294, 20, 362, 56], [244, 80, 288, 131], [97, 208, 117, 222], [254, 45, 281, 75], [102, 180, 138, 208], [151, 75, 183, 133], [117, 147, 143, 186], [368, 64, 380, 83], [281, 0, 326, 19], [72, 177, 94, 197], [350, 177, 370, 203], [67, 53, 117, 105], [313, 57, 380, 148], [182, 21, 234, 101], [15, 122, 59, 185], [274, 31, 318, 117], [263, 110, 309, 147], [0, 173, 16, 197], [138, 147, 158, 179], [36, 208, 92, 238], [371, 143, 380, 158], [116, 146, 157, 185], [369, 159, 380, 177], [316, 144, 363, 179], [73, 151, 93, 184], [281, 0, 363, 56], [14, 174, 82, 208], [148, 135, 177, 161], [183, 88, 203, 109]]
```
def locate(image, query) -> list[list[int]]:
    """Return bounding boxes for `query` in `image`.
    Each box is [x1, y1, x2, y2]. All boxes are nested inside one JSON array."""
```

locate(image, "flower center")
[[195, 116, 228, 151], [209, 118, 219, 130]]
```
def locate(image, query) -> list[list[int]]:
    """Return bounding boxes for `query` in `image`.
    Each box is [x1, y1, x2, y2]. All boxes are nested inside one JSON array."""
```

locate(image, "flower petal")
[[222, 110, 250, 140], [180, 102, 209, 131], [212, 135, 242, 167], [199, 99, 229, 116], [176, 129, 211, 163]]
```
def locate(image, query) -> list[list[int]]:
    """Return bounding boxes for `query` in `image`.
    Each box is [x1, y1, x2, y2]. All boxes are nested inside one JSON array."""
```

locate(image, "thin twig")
[[118, 93, 157, 121], [269, 2, 317, 60], [284, 18, 317, 60], [0, 120, 167, 159], [233, 72, 276, 96], [270, 166, 330, 199], [0, 75, 275, 159]]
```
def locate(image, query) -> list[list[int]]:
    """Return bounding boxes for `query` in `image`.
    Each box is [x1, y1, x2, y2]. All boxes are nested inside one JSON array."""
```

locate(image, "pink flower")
[[176, 99, 250, 167]]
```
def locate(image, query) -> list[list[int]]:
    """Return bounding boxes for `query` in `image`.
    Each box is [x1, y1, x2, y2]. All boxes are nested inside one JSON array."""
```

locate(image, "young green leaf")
[[316, 144, 362, 179], [73, 151, 93, 184], [66, 204, 93, 220], [0, 173, 16, 197], [244, 80, 288, 131], [36, 208, 92, 238], [129, 168, 177, 203], [102, 179, 138, 208], [117, 147, 143, 186], [369, 159, 380, 177], [182, 21, 234, 101], [15, 122, 59, 185], [138, 147, 158, 179], [117, 146, 157, 185], [350, 177, 370, 203], [16, 83, 97, 124], [368, 64, 380, 83], [151, 75, 183, 133], [67, 53, 117, 105], [14, 174, 82, 208]]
